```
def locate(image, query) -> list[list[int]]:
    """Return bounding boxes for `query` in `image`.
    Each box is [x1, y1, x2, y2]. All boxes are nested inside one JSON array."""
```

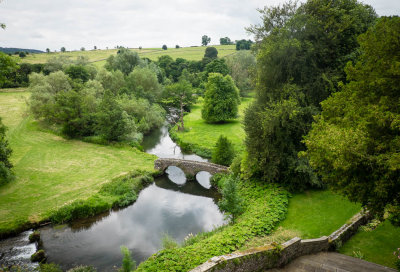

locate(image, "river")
[[0, 123, 225, 271]]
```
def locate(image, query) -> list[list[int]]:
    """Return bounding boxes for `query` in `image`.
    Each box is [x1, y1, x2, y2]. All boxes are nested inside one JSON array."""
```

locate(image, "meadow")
[[170, 95, 252, 157], [0, 90, 156, 236], [16, 45, 237, 68]]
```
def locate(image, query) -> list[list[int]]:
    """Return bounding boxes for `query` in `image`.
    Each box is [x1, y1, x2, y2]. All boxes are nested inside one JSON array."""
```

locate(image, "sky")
[[0, 0, 399, 51]]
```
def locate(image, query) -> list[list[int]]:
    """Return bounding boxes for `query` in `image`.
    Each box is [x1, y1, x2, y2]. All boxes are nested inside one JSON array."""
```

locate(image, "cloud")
[[0, 0, 399, 50]]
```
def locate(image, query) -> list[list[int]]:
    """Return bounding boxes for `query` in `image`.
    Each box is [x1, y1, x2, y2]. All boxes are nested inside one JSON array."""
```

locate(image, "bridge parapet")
[[154, 158, 229, 176]]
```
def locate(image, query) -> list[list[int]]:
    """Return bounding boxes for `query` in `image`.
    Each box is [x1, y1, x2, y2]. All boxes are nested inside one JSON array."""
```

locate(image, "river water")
[[0, 123, 224, 271]]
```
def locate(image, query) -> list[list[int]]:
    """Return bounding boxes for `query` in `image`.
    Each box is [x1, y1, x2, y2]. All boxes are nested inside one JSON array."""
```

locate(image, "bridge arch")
[[154, 158, 229, 177]]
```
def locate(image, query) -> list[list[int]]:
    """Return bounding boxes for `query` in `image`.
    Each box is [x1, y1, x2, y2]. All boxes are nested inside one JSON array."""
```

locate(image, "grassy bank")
[[0, 91, 156, 236], [170, 96, 252, 158], [339, 220, 400, 269], [136, 179, 289, 271], [239, 190, 361, 249], [17, 45, 237, 66]]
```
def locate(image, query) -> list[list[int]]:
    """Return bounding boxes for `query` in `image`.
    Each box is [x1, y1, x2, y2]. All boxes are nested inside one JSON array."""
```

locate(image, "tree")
[[125, 67, 162, 103], [201, 35, 211, 46], [162, 44, 168, 50], [235, 39, 253, 50], [162, 80, 195, 131], [94, 45, 97, 50], [242, 0, 377, 189], [220, 37, 232, 45], [46, 48, 50, 53], [202, 73, 240, 123], [0, 52, 19, 87], [218, 175, 244, 223], [80, 47, 85, 51], [61, 47, 66, 52], [0, 117, 14, 186], [105, 48, 141, 75], [175, 45, 180, 49], [120, 246, 136, 272], [65, 65, 90, 83], [212, 135, 235, 166], [204, 58, 229, 78], [204, 47, 218, 59], [225, 51, 256, 96], [304, 17, 400, 223]]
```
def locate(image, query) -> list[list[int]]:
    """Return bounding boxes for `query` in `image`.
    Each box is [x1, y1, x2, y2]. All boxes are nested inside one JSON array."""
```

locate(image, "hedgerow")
[[136, 179, 289, 271]]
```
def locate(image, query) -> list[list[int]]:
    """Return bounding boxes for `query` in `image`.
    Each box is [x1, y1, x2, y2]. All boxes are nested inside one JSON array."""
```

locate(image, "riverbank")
[[0, 91, 157, 237], [170, 96, 253, 158]]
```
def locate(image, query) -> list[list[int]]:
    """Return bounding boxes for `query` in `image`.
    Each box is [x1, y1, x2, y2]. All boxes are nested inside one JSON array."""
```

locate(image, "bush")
[[120, 246, 136, 272], [218, 175, 244, 223], [211, 135, 235, 166], [67, 266, 96, 272], [162, 233, 179, 249]]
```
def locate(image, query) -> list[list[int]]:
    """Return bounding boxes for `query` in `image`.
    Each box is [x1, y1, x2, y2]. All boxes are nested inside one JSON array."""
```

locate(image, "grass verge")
[[170, 96, 253, 158], [339, 220, 400, 269], [0, 91, 157, 237], [136, 179, 289, 272]]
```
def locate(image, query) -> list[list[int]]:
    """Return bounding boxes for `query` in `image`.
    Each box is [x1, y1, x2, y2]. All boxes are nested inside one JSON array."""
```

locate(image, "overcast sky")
[[1, 0, 399, 51]]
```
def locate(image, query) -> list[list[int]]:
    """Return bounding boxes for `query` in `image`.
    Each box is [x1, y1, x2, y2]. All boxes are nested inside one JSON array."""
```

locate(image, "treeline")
[[238, 0, 399, 224]]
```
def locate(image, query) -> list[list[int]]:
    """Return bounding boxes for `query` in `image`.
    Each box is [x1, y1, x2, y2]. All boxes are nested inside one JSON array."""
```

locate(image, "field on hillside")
[[0, 91, 156, 234], [17, 45, 237, 68]]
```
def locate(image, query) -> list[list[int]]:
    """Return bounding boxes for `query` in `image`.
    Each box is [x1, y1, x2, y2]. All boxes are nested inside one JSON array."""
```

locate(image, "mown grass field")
[[0, 90, 156, 235], [171, 95, 252, 157], [17, 45, 237, 68], [339, 220, 400, 269]]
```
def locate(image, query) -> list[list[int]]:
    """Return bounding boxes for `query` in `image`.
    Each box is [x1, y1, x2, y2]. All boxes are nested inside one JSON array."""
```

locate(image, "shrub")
[[218, 175, 244, 223], [162, 233, 179, 249], [120, 246, 136, 272], [211, 135, 235, 166]]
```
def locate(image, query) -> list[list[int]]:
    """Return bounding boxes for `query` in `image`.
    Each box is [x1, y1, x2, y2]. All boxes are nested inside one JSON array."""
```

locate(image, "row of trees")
[[241, 0, 399, 224]]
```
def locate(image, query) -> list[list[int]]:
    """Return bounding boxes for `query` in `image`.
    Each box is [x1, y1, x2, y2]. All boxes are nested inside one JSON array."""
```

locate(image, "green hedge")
[[136, 179, 289, 271]]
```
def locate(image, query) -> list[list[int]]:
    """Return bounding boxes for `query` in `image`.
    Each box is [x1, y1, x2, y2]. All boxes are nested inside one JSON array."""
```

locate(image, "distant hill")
[[0, 47, 44, 54]]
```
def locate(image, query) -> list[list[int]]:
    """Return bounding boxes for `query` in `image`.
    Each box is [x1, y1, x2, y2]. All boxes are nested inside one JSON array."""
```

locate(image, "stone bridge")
[[154, 158, 229, 176]]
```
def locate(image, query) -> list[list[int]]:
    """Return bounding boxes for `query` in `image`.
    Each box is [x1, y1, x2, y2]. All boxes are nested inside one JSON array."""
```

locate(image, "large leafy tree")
[[0, 52, 19, 88], [105, 48, 141, 75], [243, 0, 376, 189], [202, 73, 240, 123], [304, 17, 400, 222], [201, 35, 211, 46], [0, 118, 14, 186]]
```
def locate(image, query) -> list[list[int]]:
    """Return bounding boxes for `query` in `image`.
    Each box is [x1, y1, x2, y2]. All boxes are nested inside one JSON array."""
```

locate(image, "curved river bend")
[[0, 124, 225, 271]]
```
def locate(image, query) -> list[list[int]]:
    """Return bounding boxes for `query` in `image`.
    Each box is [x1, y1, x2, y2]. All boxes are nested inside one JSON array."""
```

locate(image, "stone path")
[[267, 252, 396, 272]]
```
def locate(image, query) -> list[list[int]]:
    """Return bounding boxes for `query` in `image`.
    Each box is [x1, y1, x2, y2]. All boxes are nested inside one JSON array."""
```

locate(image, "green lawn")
[[171, 96, 252, 157], [339, 220, 400, 269], [240, 190, 361, 249], [18, 45, 237, 66], [0, 91, 156, 235]]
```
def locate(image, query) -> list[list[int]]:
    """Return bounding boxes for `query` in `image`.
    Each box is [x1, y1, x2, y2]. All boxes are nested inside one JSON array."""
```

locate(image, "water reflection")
[[142, 125, 207, 162], [40, 175, 224, 271]]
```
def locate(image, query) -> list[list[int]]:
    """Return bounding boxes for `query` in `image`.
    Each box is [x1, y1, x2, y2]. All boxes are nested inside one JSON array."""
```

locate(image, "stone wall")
[[154, 158, 229, 176], [190, 211, 370, 272]]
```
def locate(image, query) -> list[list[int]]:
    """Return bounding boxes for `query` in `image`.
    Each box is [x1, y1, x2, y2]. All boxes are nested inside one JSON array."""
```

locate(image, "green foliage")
[[202, 73, 240, 123], [29, 230, 40, 243], [162, 45, 167, 50], [203, 46, 218, 59], [37, 263, 63, 272], [162, 233, 179, 250], [204, 58, 229, 78], [0, 117, 14, 186], [219, 37, 233, 45], [225, 51, 256, 96], [105, 48, 141, 75], [218, 175, 244, 223], [65, 65, 91, 83], [50, 171, 152, 224], [0, 52, 19, 87], [243, 0, 377, 189], [125, 66, 162, 103], [120, 246, 136, 272], [136, 179, 289, 271], [235, 39, 253, 50], [201, 35, 211, 46], [212, 135, 235, 166], [304, 17, 400, 218], [31, 249, 46, 262]]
